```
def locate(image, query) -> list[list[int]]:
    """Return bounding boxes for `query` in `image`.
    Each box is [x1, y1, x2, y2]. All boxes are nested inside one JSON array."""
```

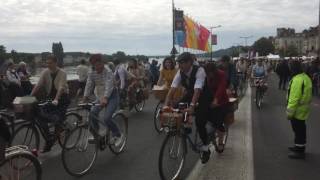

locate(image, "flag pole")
[[172, 0, 176, 57]]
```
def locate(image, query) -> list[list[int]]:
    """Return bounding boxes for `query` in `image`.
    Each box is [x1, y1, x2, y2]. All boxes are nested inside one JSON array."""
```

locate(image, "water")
[[30, 66, 79, 84]]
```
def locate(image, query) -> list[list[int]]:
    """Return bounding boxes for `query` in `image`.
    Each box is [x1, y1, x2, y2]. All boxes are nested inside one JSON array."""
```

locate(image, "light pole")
[[240, 36, 253, 47], [318, 0, 320, 58], [210, 25, 222, 61]]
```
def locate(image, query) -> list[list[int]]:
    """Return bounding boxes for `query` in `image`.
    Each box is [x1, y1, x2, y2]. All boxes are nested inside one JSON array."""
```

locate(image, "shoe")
[[114, 134, 124, 147], [288, 146, 299, 152], [288, 151, 305, 159], [200, 150, 211, 164], [288, 146, 305, 153]]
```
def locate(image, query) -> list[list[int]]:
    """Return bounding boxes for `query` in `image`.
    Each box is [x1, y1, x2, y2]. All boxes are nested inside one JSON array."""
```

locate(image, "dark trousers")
[[279, 75, 288, 90], [195, 105, 228, 146], [290, 118, 306, 146]]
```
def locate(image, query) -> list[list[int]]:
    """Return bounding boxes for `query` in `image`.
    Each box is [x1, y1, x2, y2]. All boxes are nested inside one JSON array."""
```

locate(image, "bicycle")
[[0, 145, 42, 180], [61, 102, 128, 177], [120, 87, 146, 112], [253, 77, 266, 109], [158, 103, 229, 180], [236, 72, 247, 97], [10, 100, 82, 154]]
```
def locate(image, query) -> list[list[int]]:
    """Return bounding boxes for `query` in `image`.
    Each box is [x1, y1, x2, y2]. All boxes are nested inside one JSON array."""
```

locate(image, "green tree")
[[52, 42, 64, 67], [11, 50, 19, 63], [0, 45, 7, 62], [252, 37, 275, 56]]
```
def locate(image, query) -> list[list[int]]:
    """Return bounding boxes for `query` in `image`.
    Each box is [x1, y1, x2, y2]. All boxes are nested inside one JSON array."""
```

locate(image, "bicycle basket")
[[13, 97, 37, 113], [13, 96, 37, 119], [159, 109, 183, 130], [152, 85, 168, 101]]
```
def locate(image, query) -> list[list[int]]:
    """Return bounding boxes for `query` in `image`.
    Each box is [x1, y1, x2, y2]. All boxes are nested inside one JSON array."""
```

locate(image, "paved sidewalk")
[[187, 87, 254, 180]]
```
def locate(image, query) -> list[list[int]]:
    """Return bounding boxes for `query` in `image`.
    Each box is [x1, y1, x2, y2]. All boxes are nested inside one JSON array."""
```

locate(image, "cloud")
[[0, 0, 318, 55]]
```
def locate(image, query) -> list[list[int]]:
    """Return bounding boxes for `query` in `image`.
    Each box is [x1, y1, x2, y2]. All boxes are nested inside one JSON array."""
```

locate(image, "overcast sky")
[[0, 0, 318, 55]]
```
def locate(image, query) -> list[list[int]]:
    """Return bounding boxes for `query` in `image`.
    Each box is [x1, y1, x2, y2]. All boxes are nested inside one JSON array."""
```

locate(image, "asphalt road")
[[252, 73, 320, 180], [36, 96, 198, 180]]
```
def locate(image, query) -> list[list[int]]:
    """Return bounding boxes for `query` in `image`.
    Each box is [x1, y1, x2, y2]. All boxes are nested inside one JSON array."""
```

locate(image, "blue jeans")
[[89, 90, 121, 137]]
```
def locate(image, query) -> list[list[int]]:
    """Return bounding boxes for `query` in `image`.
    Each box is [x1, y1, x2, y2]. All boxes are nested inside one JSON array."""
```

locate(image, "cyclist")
[[31, 55, 71, 152], [127, 59, 145, 109], [114, 59, 129, 108], [219, 56, 238, 95], [163, 52, 208, 163], [236, 58, 247, 75], [202, 62, 229, 152], [251, 59, 268, 81], [82, 55, 123, 148]]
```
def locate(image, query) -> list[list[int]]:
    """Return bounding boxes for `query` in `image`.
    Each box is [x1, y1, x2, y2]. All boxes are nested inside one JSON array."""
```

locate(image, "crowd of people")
[[0, 52, 318, 165]]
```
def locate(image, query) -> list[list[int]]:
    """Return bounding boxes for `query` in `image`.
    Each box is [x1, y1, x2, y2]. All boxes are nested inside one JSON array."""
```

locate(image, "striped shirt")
[[84, 67, 115, 99]]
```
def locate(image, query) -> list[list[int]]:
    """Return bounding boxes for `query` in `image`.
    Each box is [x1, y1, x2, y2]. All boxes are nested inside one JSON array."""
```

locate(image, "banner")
[[173, 10, 211, 52], [211, 34, 217, 45]]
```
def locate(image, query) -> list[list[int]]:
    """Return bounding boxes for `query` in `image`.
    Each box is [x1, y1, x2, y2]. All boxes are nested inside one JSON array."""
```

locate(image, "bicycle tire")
[[255, 87, 262, 109], [10, 124, 40, 152], [153, 101, 163, 133], [158, 134, 186, 180], [61, 126, 98, 177], [108, 113, 128, 155], [58, 112, 82, 148], [0, 150, 42, 180]]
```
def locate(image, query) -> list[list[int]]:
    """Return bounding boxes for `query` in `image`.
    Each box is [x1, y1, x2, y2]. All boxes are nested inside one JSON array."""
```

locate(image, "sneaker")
[[114, 134, 124, 147], [200, 150, 211, 164]]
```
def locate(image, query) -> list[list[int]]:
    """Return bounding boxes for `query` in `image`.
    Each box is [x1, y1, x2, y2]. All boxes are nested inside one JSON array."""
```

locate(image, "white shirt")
[[76, 64, 89, 82], [171, 66, 206, 89], [236, 62, 247, 73]]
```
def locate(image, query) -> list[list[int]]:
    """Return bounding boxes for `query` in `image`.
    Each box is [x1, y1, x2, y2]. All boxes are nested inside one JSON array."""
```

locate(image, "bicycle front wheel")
[[61, 126, 98, 177], [109, 113, 128, 155], [154, 101, 163, 133], [58, 112, 82, 148], [0, 151, 42, 180], [158, 134, 186, 180]]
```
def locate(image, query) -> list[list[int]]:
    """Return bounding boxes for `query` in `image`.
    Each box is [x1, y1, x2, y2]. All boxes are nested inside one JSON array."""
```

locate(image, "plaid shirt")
[[84, 67, 115, 99]]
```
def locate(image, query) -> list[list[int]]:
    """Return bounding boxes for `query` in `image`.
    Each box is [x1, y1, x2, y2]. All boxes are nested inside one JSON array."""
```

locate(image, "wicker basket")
[[160, 110, 183, 130], [152, 85, 168, 101]]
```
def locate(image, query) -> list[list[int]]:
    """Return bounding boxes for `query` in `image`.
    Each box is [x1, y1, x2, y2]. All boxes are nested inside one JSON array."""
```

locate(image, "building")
[[274, 26, 319, 57]]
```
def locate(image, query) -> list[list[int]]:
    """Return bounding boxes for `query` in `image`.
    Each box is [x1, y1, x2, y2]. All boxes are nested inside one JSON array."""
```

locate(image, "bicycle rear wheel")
[[154, 101, 163, 133], [62, 126, 98, 177], [0, 150, 42, 180], [158, 134, 186, 180], [108, 113, 128, 155], [10, 124, 40, 152], [135, 99, 145, 112]]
